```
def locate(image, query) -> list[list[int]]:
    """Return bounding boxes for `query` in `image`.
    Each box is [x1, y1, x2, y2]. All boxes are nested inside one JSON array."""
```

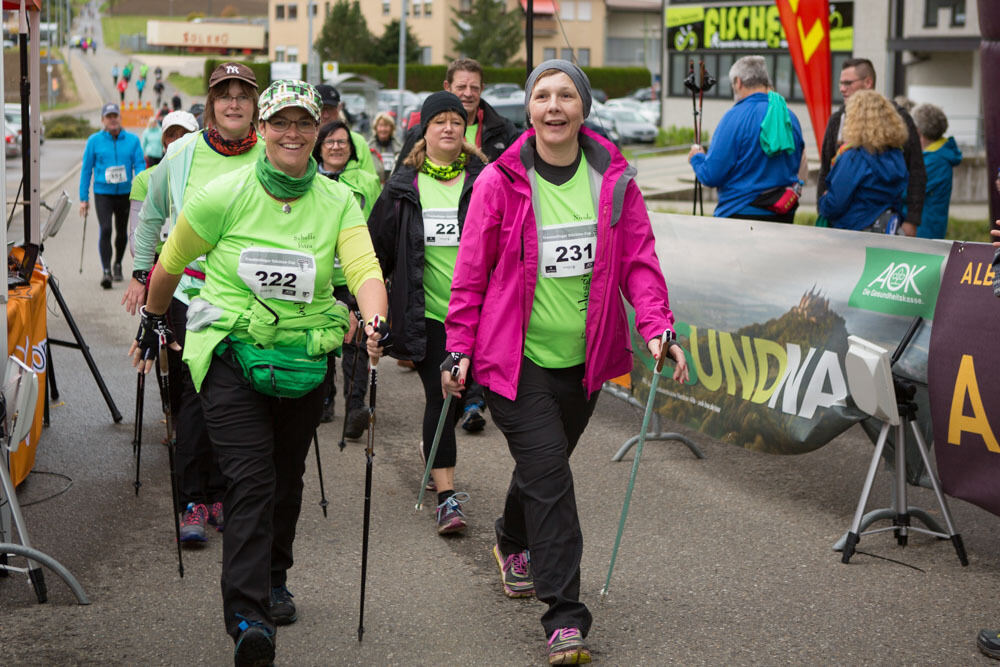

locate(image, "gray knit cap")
[[524, 59, 592, 119]]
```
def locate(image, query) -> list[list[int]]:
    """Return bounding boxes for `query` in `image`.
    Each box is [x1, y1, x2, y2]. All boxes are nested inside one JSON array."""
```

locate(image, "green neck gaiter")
[[255, 152, 318, 199], [420, 153, 467, 181]]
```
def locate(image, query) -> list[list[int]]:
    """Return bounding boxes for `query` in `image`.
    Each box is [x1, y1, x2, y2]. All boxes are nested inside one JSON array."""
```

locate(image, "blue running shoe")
[[436, 492, 470, 535]]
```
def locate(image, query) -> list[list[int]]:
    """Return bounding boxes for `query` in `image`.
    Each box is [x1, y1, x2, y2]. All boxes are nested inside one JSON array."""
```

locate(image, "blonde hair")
[[373, 112, 396, 132], [842, 90, 908, 153], [403, 138, 487, 168]]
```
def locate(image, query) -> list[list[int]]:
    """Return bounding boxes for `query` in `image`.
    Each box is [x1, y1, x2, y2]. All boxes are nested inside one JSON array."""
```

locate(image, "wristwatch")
[[132, 269, 150, 285]]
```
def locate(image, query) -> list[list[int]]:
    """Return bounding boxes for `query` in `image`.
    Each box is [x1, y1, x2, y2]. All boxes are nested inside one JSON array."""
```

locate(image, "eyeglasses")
[[838, 78, 861, 88], [217, 94, 252, 105], [322, 138, 350, 148], [267, 117, 319, 134]]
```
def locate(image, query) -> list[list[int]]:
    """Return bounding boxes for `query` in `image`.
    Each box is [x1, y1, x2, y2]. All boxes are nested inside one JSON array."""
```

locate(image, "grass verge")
[[167, 72, 205, 97], [101, 15, 185, 53]]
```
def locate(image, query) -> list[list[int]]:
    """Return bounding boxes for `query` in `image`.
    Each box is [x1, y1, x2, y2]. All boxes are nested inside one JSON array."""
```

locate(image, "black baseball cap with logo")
[[316, 84, 341, 108], [208, 62, 258, 89]]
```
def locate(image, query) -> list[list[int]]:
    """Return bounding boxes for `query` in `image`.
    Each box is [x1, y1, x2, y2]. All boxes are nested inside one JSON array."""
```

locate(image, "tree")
[[369, 19, 424, 65], [450, 0, 523, 67], [314, 0, 375, 65]]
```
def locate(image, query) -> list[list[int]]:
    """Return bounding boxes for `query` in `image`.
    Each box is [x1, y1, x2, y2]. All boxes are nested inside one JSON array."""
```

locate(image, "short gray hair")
[[729, 55, 771, 90], [912, 103, 949, 141]]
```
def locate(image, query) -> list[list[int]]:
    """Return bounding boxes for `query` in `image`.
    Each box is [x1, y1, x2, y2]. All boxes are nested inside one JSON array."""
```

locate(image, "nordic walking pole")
[[683, 60, 701, 216], [696, 60, 716, 217], [133, 369, 144, 494], [415, 360, 460, 510], [601, 331, 671, 599], [338, 310, 365, 452], [157, 334, 184, 578], [313, 430, 329, 517], [358, 315, 386, 642], [78, 208, 88, 273]]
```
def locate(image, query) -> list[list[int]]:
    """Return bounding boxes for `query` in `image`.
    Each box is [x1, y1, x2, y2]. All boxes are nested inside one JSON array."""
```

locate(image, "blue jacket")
[[818, 146, 908, 231], [917, 136, 962, 239], [79, 128, 145, 201], [690, 92, 804, 218]]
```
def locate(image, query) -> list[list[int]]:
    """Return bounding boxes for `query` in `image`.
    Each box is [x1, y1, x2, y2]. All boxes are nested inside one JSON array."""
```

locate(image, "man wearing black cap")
[[79, 102, 145, 288], [316, 83, 377, 177]]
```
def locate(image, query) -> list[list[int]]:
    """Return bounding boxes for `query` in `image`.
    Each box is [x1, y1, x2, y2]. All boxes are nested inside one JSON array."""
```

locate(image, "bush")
[[655, 125, 709, 148], [45, 114, 94, 139], [186, 11, 205, 21], [220, 4, 240, 17]]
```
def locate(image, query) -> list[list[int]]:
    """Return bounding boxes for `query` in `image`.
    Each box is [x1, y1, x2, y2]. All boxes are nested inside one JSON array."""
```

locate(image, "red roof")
[[520, 0, 559, 15]]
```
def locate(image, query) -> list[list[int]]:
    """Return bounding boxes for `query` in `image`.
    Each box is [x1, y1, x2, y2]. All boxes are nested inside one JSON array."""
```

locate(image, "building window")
[[460, 0, 472, 11], [311, 2, 318, 16], [383, 1, 391, 15], [543, 47, 556, 60], [668, 52, 851, 102], [325, 2, 330, 17], [560, 47, 573, 61], [577, 1, 591, 20], [561, 1, 575, 20], [577, 47, 590, 66], [288, 3, 298, 20], [275, 3, 285, 19], [413, 1, 420, 15], [287, 47, 300, 63], [924, 0, 965, 27], [421, 46, 432, 64], [424, 0, 432, 17], [275, 46, 286, 62]]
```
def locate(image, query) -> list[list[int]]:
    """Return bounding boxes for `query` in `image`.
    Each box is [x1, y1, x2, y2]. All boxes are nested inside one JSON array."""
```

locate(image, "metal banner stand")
[[0, 356, 89, 604], [602, 382, 705, 461]]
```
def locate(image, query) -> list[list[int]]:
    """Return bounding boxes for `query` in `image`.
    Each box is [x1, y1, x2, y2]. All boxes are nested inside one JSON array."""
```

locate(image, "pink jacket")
[[445, 126, 675, 400]]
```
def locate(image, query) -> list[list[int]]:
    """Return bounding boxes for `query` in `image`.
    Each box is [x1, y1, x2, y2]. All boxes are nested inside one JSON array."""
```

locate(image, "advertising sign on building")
[[666, 2, 853, 52], [146, 20, 266, 50]]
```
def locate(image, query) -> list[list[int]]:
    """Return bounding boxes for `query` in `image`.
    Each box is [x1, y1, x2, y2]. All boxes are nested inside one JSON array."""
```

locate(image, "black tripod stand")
[[45, 272, 123, 424]]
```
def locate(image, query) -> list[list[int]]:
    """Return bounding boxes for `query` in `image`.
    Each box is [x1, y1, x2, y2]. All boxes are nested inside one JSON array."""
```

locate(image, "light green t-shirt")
[[130, 165, 153, 201], [178, 163, 367, 389], [331, 163, 382, 287], [465, 123, 479, 146], [184, 139, 263, 208], [418, 171, 463, 322], [525, 157, 597, 368]]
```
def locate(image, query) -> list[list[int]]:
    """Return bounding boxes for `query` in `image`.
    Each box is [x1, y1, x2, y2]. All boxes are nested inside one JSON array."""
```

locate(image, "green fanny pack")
[[218, 337, 327, 399]]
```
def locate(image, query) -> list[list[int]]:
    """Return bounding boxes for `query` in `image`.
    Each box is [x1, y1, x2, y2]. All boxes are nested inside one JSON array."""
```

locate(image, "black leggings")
[[414, 318, 460, 468], [93, 193, 130, 270]]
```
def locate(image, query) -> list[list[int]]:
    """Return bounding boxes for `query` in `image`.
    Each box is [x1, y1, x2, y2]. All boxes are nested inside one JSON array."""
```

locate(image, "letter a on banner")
[[774, 0, 831, 150]]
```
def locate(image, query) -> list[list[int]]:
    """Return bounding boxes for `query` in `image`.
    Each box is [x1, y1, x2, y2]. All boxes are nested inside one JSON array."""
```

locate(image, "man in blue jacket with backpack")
[[79, 103, 145, 289]]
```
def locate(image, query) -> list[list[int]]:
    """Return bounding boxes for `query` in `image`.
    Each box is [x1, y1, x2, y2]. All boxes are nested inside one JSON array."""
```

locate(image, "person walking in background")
[[819, 58, 926, 235], [912, 103, 962, 239], [78, 103, 145, 288], [112, 63, 119, 88], [817, 90, 908, 232], [117, 77, 127, 104], [442, 60, 688, 665], [139, 62, 149, 81], [314, 120, 382, 431], [122, 61, 133, 84], [315, 84, 378, 177], [687, 55, 805, 223], [136, 77, 146, 104], [140, 115, 163, 167], [154, 79, 165, 108], [369, 112, 402, 183], [171, 93, 182, 111], [368, 92, 488, 535]]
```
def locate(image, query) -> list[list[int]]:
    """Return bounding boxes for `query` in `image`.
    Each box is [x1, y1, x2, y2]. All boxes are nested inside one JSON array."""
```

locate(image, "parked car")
[[605, 98, 658, 126], [4, 103, 44, 144], [591, 88, 608, 104], [483, 83, 522, 101], [487, 99, 529, 133], [5, 123, 21, 158], [599, 107, 657, 144], [627, 86, 655, 101], [377, 89, 420, 121]]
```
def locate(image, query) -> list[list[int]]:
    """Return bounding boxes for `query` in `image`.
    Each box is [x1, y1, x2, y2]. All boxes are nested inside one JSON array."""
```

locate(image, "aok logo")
[[867, 262, 927, 295]]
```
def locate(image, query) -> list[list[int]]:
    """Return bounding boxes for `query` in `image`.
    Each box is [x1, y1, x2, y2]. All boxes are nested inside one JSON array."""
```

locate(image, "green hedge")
[[203, 60, 650, 98]]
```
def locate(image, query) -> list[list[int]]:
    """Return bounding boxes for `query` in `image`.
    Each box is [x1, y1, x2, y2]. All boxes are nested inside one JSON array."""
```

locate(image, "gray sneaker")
[[179, 503, 208, 545], [493, 544, 534, 597]]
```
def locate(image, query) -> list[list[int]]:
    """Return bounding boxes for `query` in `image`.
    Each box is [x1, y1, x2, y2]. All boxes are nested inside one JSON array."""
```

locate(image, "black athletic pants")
[[322, 285, 368, 411], [93, 192, 129, 271], [199, 355, 323, 637], [415, 317, 460, 468], [167, 298, 225, 510], [486, 358, 599, 639]]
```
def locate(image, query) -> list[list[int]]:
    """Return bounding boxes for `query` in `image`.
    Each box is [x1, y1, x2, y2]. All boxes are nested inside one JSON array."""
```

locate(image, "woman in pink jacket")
[[442, 61, 688, 665]]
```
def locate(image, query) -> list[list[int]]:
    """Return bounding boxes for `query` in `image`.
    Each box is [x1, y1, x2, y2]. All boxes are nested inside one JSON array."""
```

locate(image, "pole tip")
[[415, 503, 422, 510], [599, 587, 608, 600]]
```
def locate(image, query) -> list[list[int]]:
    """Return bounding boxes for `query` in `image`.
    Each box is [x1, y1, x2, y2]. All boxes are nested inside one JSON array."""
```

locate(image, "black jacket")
[[367, 156, 486, 361], [818, 101, 926, 225], [394, 98, 519, 174]]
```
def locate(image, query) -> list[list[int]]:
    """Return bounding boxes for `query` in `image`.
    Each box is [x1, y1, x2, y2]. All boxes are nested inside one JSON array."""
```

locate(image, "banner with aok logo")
[[628, 214, 949, 456], [929, 243, 1000, 516]]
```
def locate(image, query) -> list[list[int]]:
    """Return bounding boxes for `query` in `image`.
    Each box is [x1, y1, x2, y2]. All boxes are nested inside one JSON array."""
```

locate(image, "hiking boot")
[[233, 616, 275, 667], [179, 502, 208, 545], [100, 270, 112, 289], [460, 403, 486, 432], [493, 544, 534, 598], [344, 407, 368, 439], [547, 627, 591, 665], [269, 584, 297, 625], [112, 263, 124, 282], [978, 629, 1000, 659], [208, 501, 225, 532], [319, 397, 335, 423], [436, 492, 469, 535]]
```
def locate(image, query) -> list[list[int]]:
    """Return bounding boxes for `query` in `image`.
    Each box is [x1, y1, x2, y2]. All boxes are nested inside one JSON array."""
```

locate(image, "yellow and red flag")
[[775, 0, 831, 149]]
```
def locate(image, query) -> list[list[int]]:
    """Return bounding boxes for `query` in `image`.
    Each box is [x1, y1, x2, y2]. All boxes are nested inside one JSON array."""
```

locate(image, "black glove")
[[366, 316, 392, 351], [439, 351, 469, 375], [135, 306, 175, 361]]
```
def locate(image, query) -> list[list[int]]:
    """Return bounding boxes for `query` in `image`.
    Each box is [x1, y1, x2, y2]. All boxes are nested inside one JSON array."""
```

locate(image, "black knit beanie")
[[420, 91, 468, 136]]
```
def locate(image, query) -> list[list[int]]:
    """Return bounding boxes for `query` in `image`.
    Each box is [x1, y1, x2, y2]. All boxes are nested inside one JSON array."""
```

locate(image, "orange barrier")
[[121, 101, 155, 129], [6, 248, 49, 486]]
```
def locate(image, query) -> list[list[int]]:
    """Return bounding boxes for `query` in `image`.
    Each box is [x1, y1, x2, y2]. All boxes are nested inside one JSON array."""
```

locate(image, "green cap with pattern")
[[258, 79, 322, 122]]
